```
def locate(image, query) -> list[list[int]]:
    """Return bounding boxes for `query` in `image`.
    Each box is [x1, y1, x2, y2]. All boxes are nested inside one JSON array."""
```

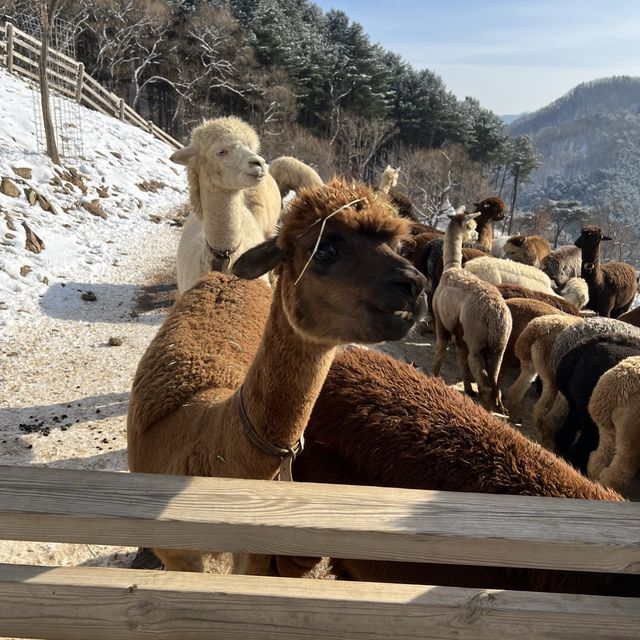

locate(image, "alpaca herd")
[[124, 115, 639, 597]]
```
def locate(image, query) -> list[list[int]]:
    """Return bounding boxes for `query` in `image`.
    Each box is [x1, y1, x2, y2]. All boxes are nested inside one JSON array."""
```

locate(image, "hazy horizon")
[[312, 0, 640, 115]]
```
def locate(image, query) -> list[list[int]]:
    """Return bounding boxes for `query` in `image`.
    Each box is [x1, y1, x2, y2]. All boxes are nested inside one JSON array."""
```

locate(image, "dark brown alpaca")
[[575, 226, 636, 317], [472, 196, 506, 250], [127, 179, 426, 573], [497, 283, 580, 315], [278, 347, 638, 597]]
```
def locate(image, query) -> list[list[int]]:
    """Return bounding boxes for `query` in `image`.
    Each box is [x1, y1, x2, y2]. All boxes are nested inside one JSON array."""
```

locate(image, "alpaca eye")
[[216, 149, 227, 157], [313, 243, 338, 263]]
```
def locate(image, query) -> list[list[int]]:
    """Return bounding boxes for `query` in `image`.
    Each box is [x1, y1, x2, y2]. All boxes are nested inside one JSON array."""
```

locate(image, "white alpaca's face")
[[203, 141, 269, 191]]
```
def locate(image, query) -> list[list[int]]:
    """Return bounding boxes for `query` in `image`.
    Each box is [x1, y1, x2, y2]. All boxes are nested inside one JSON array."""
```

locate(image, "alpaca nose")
[[388, 268, 426, 300], [249, 155, 265, 169]]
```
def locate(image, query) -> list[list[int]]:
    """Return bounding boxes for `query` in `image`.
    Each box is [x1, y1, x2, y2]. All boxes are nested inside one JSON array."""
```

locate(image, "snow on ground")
[[0, 66, 188, 569]]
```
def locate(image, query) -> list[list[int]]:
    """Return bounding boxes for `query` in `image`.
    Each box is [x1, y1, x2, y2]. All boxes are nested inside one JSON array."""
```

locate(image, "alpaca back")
[[304, 347, 621, 499], [550, 317, 640, 374], [600, 261, 637, 308], [514, 314, 581, 365], [464, 255, 555, 294], [433, 267, 509, 351], [128, 273, 271, 436], [619, 305, 640, 328], [497, 283, 579, 315], [559, 277, 589, 309], [540, 245, 581, 287], [589, 355, 640, 426]]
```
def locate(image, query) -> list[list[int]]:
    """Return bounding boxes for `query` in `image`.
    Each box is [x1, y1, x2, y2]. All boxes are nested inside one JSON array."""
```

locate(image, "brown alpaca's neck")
[[200, 185, 245, 252], [580, 244, 602, 282], [443, 222, 464, 271], [240, 282, 336, 454], [476, 218, 493, 250]]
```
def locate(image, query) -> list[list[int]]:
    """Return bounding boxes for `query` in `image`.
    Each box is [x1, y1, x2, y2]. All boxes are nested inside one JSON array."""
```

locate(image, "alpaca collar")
[[206, 238, 241, 272], [234, 385, 304, 482]]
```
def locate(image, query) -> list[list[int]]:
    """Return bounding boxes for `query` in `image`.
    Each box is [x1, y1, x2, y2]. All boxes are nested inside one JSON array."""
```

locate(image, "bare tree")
[[38, 0, 61, 163]]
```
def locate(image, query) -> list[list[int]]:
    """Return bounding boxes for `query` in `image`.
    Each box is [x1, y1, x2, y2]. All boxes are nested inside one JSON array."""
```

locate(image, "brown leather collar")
[[234, 385, 304, 481], [206, 239, 240, 272]]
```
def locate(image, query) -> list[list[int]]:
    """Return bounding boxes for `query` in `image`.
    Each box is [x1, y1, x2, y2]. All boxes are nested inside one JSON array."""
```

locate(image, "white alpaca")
[[171, 116, 281, 293]]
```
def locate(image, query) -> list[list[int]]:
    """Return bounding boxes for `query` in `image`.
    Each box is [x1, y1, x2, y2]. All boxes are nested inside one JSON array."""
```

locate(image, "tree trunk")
[[507, 170, 520, 235], [39, 1, 61, 164]]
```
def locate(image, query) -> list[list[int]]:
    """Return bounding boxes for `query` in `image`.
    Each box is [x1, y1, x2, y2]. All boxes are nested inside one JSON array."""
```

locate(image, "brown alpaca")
[[503, 234, 551, 267], [575, 226, 636, 317], [277, 347, 637, 597], [618, 305, 640, 327], [432, 211, 512, 411], [497, 283, 580, 315], [127, 179, 426, 573], [499, 298, 566, 386], [506, 314, 582, 440], [472, 196, 506, 250], [587, 355, 640, 493]]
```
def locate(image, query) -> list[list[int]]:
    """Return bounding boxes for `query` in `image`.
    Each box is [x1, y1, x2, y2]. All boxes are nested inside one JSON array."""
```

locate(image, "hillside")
[[508, 76, 640, 211]]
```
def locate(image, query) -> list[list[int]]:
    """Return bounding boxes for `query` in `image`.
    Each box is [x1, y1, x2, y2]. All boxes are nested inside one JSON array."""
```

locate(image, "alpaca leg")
[[454, 337, 475, 395], [467, 350, 494, 411], [432, 319, 450, 377], [235, 553, 277, 576], [587, 421, 616, 481], [567, 407, 600, 473], [506, 360, 537, 420], [154, 548, 205, 572], [598, 409, 640, 493], [485, 347, 507, 413], [534, 364, 565, 448], [554, 399, 580, 459]]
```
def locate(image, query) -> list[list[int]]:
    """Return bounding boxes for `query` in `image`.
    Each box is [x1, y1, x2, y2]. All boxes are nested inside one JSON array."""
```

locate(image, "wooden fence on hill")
[[0, 464, 638, 639], [0, 22, 181, 150]]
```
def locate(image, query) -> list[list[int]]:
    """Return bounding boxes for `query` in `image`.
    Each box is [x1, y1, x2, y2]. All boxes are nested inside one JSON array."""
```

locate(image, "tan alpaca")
[[171, 116, 282, 293], [506, 314, 582, 445], [127, 179, 426, 573], [587, 355, 640, 493], [378, 165, 400, 194], [503, 234, 551, 267], [432, 210, 512, 411], [268, 156, 323, 198]]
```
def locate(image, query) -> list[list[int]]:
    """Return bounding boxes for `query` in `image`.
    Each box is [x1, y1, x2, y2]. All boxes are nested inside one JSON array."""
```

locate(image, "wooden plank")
[[0, 465, 638, 575], [0, 564, 638, 640], [82, 82, 117, 112], [11, 64, 40, 85], [79, 92, 112, 117], [11, 24, 78, 67], [11, 49, 38, 69]]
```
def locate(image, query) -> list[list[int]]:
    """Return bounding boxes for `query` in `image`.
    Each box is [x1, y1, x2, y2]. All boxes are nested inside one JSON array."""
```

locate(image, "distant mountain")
[[500, 112, 527, 125], [508, 76, 640, 213]]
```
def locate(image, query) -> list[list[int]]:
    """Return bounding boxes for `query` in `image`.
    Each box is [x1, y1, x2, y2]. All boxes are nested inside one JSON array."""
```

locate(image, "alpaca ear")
[[465, 212, 481, 220], [233, 237, 284, 279], [170, 143, 199, 166], [602, 235, 612, 241]]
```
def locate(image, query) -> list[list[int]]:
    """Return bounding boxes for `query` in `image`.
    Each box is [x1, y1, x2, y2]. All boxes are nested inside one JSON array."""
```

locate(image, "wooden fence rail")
[[0, 21, 181, 150], [0, 464, 638, 639]]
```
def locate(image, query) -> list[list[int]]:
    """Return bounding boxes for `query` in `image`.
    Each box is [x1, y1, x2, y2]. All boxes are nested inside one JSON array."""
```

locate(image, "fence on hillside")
[[0, 22, 181, 151], [0, 464, 638, 639]]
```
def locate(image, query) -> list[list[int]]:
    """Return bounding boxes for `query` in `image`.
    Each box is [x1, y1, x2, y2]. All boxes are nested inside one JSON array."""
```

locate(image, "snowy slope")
[[0, 66, 187, 321]]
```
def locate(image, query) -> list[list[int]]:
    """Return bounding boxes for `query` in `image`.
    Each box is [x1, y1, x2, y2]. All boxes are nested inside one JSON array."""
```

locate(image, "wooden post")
[[147, 120, 154, 134], [75, 62, 84, 103], [6, 23, 13, 73], [118, 98, 125, 121]]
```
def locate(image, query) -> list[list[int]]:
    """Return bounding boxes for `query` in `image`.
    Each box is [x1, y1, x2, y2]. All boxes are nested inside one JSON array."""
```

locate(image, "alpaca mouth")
[[393, 309, 414, 321]]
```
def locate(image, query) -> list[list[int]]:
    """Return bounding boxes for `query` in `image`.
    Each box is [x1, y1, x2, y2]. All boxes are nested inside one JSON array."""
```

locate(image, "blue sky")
[[312, 0, 640, 115]]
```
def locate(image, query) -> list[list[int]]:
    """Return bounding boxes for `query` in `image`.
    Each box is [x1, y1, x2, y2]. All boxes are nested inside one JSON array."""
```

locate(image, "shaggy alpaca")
[[553, 333, 640, 471], [503, 234, 551, 267], [127, 179, 426, 573], [377, 165, 399, 193], [472, 196, 506, 250], [543, 318, 640, 458], [432, 211, 512, 411], [540, 245, 582, 288], [558, 276, 589, 309], [506, 314, 582, 439], [464, 254, 558, 295], [499, 298, 566, 386], [496, 283, 580, 315], [575, 226, 637, 317], [587, 355, 640, 493], [276, 347, 637, 597], [171, 116, 282, 293], [619, 305, 640, 327], [268, 156, 323, 199]]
